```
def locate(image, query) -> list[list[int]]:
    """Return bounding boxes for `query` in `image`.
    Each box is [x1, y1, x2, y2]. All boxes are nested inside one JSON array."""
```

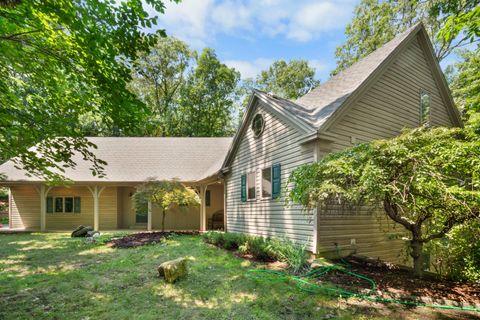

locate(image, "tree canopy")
[[0, 0, 174, 181], [129, 40, 240, 137], [332, 0, 479, 75], [288, 127, 480, 276], [254, 60, 320, 100]]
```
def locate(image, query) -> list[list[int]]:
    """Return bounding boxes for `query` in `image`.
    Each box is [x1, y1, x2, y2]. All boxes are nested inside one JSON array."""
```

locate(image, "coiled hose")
[[246, 262, 480, 313]]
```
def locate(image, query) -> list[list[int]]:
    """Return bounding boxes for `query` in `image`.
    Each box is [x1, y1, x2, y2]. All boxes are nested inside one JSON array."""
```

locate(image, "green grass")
[[0, 233, 464, 320]]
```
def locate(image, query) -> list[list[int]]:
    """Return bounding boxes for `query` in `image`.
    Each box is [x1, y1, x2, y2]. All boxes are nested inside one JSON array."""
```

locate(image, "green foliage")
[[203, 231, 309, 273], [254, 60, 320, 100], [288, 127, 480, 276], [129, 37, 195, 136], [0, 0, 173, 180], [425, 221, 480, 282], [0, 187, 7, 200], [333, 0, 476, 75], [433, 0, 480, 45], [129, 39, 240, 137], [133, 180, 200, 231], [177, 48, 241, 137], [448, 47, 480, 134]]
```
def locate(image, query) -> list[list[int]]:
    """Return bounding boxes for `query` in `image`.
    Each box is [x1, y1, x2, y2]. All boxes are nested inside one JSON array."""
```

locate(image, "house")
[[0, 24, 461, 263]]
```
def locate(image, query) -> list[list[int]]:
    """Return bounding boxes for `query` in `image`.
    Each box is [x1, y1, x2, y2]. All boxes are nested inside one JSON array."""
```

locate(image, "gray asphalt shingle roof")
[[0, 137, 233, 183]]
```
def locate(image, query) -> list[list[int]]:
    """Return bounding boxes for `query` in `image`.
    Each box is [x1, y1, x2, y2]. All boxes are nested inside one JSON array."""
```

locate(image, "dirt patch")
[[317, 256, 480, 308], [106, 231, 198, 248]]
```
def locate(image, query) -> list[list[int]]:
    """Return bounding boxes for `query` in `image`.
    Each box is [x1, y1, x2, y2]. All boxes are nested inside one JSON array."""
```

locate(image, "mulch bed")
[[317, 256, 480, 307], [106, 231, 198, 249]]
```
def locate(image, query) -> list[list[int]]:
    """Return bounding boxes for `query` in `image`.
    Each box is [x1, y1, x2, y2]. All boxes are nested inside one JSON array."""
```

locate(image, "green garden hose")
[[246, 264, 480, 313]]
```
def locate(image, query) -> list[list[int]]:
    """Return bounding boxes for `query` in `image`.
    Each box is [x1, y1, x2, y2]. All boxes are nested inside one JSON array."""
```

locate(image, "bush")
[[425, 221, 480, 282], [266, 238, 309, 273], [203, 231, 309, 272]]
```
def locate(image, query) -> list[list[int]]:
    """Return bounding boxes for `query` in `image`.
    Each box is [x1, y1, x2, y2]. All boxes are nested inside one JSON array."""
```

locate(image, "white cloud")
[[287, 2, 352, 41], [224, 58, 274, 79], [155, 0, 355, 45]]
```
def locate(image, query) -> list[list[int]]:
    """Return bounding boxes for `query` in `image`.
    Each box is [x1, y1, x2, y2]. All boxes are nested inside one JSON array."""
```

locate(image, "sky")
[[149, 0, 359, 82]]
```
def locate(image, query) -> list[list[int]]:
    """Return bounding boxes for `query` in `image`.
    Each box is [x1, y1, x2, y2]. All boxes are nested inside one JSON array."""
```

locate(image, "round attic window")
[[251, 113, 265, 138]]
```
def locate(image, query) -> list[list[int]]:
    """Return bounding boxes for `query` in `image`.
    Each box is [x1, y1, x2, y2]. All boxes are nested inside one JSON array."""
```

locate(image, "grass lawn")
[[0, 233, 475, 320]]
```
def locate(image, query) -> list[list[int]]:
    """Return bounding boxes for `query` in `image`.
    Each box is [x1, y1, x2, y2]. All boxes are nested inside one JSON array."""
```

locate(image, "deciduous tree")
[[288, 127, 480, 277]]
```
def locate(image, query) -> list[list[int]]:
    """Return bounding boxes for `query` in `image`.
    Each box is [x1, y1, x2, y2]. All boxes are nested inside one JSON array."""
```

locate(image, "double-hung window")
[[247, 172, 256, 200]]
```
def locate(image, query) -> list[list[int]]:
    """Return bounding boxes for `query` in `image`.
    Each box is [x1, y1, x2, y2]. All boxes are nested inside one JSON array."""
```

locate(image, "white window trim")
[[49, 196, 79, 214], [261, 166, 272, 200], [246, 171, 256, 201]]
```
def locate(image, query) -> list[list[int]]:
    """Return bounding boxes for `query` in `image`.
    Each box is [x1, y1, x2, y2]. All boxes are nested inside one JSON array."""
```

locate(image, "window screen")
[[247, 172, 256, 200], [55, 197, 63, 213], [262, 167, 272, 198], [420, 91, 430, 125], [64, 197, 74, 213]]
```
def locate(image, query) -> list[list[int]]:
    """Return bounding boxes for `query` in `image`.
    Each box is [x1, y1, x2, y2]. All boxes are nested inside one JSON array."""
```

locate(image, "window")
[[64, 197, 74, 213], [247, 172, 256, 200], [55, 197, 63, 213], [251, 113, 265, 137], [205, 190, 211, 207], [420, 91, 430, 125], [262, 167, 272, 198], [47, 196, 81, 213]]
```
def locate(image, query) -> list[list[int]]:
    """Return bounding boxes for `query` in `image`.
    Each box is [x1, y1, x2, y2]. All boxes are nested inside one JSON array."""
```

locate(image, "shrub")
[[425, 221, 480, 282], [203, 231, 309, 271], [246, 236, 272, 261], [266, 238, 309, 273]]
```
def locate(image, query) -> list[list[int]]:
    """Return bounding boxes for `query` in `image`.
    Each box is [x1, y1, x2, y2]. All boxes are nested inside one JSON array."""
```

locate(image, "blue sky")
[[150, 0, 469, 82], [151, 0, 358, 82]]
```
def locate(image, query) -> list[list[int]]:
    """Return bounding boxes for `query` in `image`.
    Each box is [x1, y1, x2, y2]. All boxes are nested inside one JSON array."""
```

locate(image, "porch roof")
[[0, 137, 233, 183]]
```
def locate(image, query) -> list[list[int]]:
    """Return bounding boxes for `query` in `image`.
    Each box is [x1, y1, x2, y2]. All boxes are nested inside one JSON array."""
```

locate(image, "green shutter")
[[46, 197, 53, 213], [272, 163, 281, 199], [241, 174, 247, 202], [74, 197, 81, 213]]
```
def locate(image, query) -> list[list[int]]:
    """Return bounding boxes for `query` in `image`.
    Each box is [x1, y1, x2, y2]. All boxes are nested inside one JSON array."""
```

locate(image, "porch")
[[6, 181, 225, 232]]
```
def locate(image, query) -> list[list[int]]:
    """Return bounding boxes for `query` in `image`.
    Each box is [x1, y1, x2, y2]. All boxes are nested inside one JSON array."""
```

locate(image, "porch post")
[[88, 186, 106, 231], [147, 200, 152, 231], [199, 185, 206, 232], [40, 185, 46, 231], [93, 186, 99, 231], [8, 187, 12, 229]]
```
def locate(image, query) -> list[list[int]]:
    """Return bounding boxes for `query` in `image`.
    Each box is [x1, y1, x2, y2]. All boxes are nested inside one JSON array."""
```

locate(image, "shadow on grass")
[[0, 234, 477, 320]]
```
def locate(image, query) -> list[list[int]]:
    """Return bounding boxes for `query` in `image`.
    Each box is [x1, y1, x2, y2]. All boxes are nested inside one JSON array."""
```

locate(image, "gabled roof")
[[273, 23, 461, 130], [0, 137, 233, 183]]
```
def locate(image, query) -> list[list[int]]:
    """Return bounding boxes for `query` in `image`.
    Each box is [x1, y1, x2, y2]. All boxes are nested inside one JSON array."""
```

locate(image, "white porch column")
[[199, 185, 207, 232], [147, 200, 152, 231], [88, 186, 105, 231], [40, 185, 46, 231]]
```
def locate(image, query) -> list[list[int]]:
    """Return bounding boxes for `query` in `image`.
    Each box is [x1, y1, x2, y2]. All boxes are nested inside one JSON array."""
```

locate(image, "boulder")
[[158, 257, 188, 283], [72, 226, 93, 238], [71, 225, 85, 237]]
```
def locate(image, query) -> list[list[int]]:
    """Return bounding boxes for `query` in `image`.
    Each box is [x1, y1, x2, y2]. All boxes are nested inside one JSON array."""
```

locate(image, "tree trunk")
[[410, 239, 424, 277], [161, 210, 166, 233]]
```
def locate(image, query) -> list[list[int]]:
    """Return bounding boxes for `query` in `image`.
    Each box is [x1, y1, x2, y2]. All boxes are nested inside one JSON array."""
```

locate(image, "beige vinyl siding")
[[46, 186, 117, 230], [317, 204, 409, 265], [10, 185, 39, 229], [317, 35, 456, 262], [226, 102, 315, 250]]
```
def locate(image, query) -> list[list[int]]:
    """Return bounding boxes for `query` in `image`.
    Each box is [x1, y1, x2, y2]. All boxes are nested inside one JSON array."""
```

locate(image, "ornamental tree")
[[133, 180, 200, 232], [288, 127, 480, 276]]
